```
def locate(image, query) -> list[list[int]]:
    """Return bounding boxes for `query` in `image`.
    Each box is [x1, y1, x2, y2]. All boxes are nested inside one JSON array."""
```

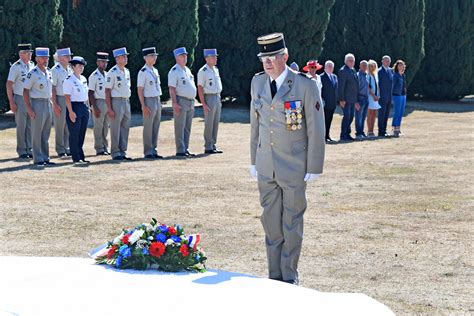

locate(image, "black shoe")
[[28, 153, 33, 158], [176, 152, 187, 157], [154, 154, 163, 159], [58, 153, 67, 158], [66, 152, 72, 157], [283, 279, 298, 285], [112, 156, 124, 161], [205, 150, 217, 154], [185, 151, 196, 157], [81, 159, 91, 164], [19, 154, 29, 159], [34, 161, 45, 166], [122, 156, 133, 161], [97, 152, 108, 156], [44, 161, 56, 165], [144, 154, 155, 159], [214, 148, 223, 154]]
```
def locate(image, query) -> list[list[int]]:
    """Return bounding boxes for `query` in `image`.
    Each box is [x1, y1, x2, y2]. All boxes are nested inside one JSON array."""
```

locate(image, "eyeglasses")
[[259, 54, 283, 63]]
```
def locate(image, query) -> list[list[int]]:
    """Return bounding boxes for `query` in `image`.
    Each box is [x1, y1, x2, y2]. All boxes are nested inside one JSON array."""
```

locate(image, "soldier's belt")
[[31, 98, 50, 101], [177, 96, 195, 102]]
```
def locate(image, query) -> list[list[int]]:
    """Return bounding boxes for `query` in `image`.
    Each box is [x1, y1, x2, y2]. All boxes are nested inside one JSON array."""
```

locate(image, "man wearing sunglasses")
[[249, 33, 325, 285]]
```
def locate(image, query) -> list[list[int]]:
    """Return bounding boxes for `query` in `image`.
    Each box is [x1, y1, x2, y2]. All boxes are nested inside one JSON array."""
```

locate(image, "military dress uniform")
[[197, 49, 223, 153], [250, 33, 325, 284], [105, 47, 132, 160], [168, 47, 197, 155], [137, 47, 162, 157], [23, 47, 54, 165], [7, 44, 35, 157], [52, 47, 73, 156], [88, 52, 109, 155], [63, 56, 90, 163]]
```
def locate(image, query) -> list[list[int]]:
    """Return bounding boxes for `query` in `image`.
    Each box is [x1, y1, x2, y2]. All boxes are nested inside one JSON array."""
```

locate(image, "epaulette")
[[13, 61, 20, 66], [32, 68, 38, 72], [171, 66, 176, 71], [202, 66, 207, 71], [55, 64, 61, 69], [140, 67, 146, 72], [298, 72, 312, 79], [254, 71, 265, 76]]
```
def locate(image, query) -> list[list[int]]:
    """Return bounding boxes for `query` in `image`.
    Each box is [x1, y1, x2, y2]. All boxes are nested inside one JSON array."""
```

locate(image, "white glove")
[[250, 165, 257, 179], [304, 173, 320, 182]]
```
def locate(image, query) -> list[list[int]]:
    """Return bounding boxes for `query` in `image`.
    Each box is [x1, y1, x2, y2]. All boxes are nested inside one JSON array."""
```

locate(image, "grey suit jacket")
[[250, 67, 325, 181]]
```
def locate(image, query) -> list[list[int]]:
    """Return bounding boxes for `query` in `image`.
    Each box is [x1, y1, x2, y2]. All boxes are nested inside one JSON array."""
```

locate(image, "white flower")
[[136, 239, 147, 249], [128, 229, 145, 245], [144, 223, 154, 233], [113, 232, 125, 245], [180, 235, 187, 242], [165, 239, 175, 246]]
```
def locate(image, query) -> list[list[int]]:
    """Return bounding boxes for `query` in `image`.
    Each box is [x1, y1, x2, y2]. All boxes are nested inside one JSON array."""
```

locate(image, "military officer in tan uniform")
[[52, 47, 73, 157], [168, 47, 197, 157], [88, 52, 110, 155], [23, 47, 56, 166], [137, 47, 163, 159], [6, 43, 35, 159], [197, 48, 223, 154], [249, 33, 325, 285], [105, 47, 132, 161]]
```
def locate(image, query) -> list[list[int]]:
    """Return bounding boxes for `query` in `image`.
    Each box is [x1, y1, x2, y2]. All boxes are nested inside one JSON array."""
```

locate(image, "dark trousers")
[[378, 98, 392, 135], [324, 106, 336, 140], [340, 102, 355, 139], [355, 97, 369, 136], [66, 102, 89, 162]]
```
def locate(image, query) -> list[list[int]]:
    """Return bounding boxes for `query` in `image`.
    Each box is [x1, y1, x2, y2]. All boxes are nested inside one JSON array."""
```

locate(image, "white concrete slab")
[[0, 256, 394, 316]]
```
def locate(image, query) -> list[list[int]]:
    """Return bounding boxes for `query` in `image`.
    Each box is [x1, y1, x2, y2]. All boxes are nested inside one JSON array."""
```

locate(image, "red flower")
[[149, 242, 166, 258], [168, 226, 177, 235], [122, 234, 131, 245], [107, 245, 117, 259], [179, 244, 189, 257]]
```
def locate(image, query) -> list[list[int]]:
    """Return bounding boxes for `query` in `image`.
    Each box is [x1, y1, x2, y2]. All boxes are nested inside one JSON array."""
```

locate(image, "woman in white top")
[[63, 56, 90, 164], [366, 60, 381, 138]]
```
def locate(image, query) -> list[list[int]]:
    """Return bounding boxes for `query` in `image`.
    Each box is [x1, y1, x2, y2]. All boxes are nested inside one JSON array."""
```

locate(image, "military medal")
[[284, 100, 303, 131]]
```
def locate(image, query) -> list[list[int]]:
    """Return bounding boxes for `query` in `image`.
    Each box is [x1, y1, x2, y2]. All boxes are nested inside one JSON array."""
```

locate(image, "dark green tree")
[[320, 0, 425, 85], [196, 0, 334, 102], [61, 0, 199, 107], [0, 0, 63, 113], [410, 0, 474, 100]]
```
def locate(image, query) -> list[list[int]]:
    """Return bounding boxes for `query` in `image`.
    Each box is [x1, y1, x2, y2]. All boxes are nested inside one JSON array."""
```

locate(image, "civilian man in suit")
[[337, 53, 359, 141], [377, 55, 393, 137], [320, 60, 338, 143]]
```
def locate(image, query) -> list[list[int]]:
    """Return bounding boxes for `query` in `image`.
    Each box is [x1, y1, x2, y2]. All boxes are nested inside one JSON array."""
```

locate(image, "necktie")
[[270, 80, 277, 99]]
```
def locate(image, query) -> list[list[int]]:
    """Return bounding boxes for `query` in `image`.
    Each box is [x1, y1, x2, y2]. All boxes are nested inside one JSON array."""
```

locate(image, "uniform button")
[[270, 118, 274, 122], [270, 130, 274, 134], [271, 106, 274, 110], [270, 142, 274, 146]]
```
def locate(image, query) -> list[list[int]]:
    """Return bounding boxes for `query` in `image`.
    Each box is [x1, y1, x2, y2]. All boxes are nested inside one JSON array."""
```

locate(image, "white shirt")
[[168, 64, 196, 100], [137, 65, 162, 98], [23, 66, 53, 99], [197, 64, 222, 94], [88, 68, 107, 99], [52, 63, 73, 96], [63, 74, 88, 102], [105, 65, 131, 98], [7, 59, 35, 95], [272, 67, 289, 90]]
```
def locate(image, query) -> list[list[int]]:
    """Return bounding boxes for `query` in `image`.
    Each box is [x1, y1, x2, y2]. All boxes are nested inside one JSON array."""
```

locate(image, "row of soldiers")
[[6, 44, 223, 165]]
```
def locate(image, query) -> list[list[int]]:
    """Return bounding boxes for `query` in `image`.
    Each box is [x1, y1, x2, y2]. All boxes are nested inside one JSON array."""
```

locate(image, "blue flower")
[[170, 235, 181, 243], [116, 255, 122, 268], [176, 225, 182, 232], [158, 225, 169, 233], [194, 254, 201, 261], [142, 247, 149, 255], [119, 245, 131, 258], [155, 233, 167, 243]]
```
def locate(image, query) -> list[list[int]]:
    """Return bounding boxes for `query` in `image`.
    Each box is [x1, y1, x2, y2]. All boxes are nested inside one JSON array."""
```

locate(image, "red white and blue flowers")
[[92, 218, 206, 272]]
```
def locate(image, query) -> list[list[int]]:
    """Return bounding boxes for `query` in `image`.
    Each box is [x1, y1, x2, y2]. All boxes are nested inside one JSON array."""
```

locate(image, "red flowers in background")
[[122, 234, 131, 245], [179, 244, 189, 257], [168, 226, 177, 235], [149, 242, 166, 258]]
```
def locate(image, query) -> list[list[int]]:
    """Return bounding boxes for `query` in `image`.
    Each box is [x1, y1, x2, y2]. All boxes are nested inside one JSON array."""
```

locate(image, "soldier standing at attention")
[[105, 47, 132, 161], [137, 47, 163, 159], [249, 33, 325, 285], [23, 47, 55, 166], [168, 47, 197, 157], [197, 48, 223, 154], [88, 52, 110, 156], [52, 47, 73, 157], [6, 43, 35, 159]]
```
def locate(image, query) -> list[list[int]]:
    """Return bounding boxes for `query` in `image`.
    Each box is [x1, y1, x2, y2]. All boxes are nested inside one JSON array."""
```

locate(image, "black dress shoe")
[[66, 153, 72, 157], [44, 161, 56, 165], [81, 159, 91, 164], [19, 154, 29, 159], [28, 154, 33, 158], [34, 161, 45, 166], [154, 154, 163, 159], [204, 150, 216, 154], [58, 153, 67, 157], [185, 151, 196, 157], [283, 279, 298, 285], [122, 156, 133, 161], [214, 149, 223, 154], [112, 156, 124, 161], [176, 153, 187, 157], [96, 152, 107, 156], [144, 154, 155, 159]]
